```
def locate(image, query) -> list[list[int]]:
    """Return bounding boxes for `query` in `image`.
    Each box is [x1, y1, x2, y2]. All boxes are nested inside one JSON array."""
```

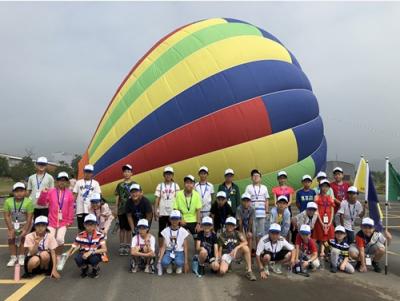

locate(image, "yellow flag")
[[354, 157, 367, 193]]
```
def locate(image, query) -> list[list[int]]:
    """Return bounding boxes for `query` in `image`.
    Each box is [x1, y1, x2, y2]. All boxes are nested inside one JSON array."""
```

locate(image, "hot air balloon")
[[79, 18, 327, 199]]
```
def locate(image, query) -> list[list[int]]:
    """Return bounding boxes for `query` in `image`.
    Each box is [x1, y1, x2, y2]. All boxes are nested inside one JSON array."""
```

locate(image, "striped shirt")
[[324, 239, 349, 258], [72, 230, 105, 252]]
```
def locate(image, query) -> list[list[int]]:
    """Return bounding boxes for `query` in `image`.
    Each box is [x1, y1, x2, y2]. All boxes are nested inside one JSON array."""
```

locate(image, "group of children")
[[3, 158, 392, 281]]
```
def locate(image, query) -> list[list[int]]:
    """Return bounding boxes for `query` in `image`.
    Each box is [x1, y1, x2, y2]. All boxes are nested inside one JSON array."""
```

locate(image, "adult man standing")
[[27, 156, 54, 219]]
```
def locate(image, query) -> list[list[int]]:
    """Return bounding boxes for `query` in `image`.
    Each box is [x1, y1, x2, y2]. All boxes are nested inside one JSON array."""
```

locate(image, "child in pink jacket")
[[88, 193, 114, 240], [38, 172, 74, 256]]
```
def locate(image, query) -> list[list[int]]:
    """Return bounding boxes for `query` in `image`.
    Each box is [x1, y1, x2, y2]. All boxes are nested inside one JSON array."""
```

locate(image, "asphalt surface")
[[1, 200, 400, 301]]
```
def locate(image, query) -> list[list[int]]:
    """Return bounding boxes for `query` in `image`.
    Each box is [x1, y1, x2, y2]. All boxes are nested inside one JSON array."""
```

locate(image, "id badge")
[[13, 221, 20, 230], [35, 191, 41, 198], [365, 255, 372, 266], [323, 214, 329, 224], [170, 251, 176, 259], [58, 211, 63, 221]]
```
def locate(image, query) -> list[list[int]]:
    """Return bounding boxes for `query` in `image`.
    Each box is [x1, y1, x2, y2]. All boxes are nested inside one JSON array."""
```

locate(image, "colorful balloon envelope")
[[79, 18, 327, 198]]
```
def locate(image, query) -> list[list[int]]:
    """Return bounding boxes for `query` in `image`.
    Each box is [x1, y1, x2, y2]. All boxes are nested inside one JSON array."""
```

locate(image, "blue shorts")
[[161, 250, 184, 268]]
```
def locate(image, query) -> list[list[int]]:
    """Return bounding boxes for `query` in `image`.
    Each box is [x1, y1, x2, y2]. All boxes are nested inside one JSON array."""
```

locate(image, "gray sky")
[[0, 1, 399, 168]]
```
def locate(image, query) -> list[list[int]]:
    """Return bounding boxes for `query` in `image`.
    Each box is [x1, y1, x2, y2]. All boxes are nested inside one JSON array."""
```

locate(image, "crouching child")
[[130, 219, 156, 273]]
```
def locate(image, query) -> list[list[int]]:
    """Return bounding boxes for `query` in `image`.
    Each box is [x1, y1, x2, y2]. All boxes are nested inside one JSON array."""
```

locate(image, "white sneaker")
[[7, 256, 17, 267], [176, 267, 183, 274], [144, 265, 151, 273], [166, 264, 173, 274], [264, 265, 270, 276], [272, 263, 282, 274], [18, 255, 25, 266]]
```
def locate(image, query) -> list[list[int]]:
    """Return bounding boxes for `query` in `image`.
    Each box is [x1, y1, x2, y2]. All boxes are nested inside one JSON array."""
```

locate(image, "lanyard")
[[271, 241, 278, 256], [13, 198, 25, 220], [38, 233, 47, 251], [170, 228, 179, 251], [348, 202, 356, 222], [253, 185, 261, 199], [224, 183, 233, 195], [36, 173, 46, 190], [163, 182, 175, 200], [184, 193, 193, 212], [57, 189, 66, 211], [124, 182, 131, 195], [94, 209, 100, 224], [82, 180, 93, 198], [199, 183, 208, 199], [307, 215, 313, 225]]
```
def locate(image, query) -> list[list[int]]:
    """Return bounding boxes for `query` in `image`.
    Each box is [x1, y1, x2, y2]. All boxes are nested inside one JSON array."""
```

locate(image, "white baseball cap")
[[84, 214, 97, 223], [224, 168, 234, 176], [319, 179, 330, 186], [316, 171, 327, 179], [36, 156, 48, 165], [57, 172, 69, 180], [184, 175, 195, 182], [299, 224, 311, 235], [137, 219, 149, 228], [334, 225, 346, 233], [347, 186, 358, 194], [13, 182, 26, 191], [225, 217, 237, 226], [84, 164, 94, 172], [362, 217, 375, 227], [34, 215, 48, 225], [216, 191, 227, 199], [122, 164, 133, 171], [201, 216, 213, 225], [306, 202, 318, 210], [129, 183, 141, 191], [277, 170, 288, 177], [277, 195, 289, 203], [90, 193, 102, 202], [269, 223, 281, 233], [241, 192, 252, 200], [302, 174, 313, 181], [170, 210, 182, 219], [198, 166, 209, 173], [333, 167, 343, 173], [163, 166, 174, 173]]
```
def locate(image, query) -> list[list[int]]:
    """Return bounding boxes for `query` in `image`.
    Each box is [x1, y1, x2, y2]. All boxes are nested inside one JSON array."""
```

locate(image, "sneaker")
[[176, 267, 183, 274], [130, 260, 138, 273], [119, 246, 124, 256], [166, 264, 173, 274], [144, 265, 151, 273], [272, 263, 282, 274], [372, 261, 382, 273], [246, 270, 257, 281], [89, 267, 100, 278], [330, 265, 338, 273], [7, 256, 17, 267], [22, 272, 33, 279], [80, 267, 89, 278], [18, 255, 25, 266]]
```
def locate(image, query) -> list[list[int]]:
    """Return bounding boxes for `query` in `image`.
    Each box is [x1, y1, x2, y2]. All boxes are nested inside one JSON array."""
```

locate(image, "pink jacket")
[[39, 188, 74, 228]]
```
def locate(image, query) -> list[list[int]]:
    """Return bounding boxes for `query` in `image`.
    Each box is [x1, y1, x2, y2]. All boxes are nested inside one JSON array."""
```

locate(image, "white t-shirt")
[[195, 182, 214, 214], [155, 182, 180, 216], [131, 234, 156, 253], [161, 226, 189, 252], [338, 200, 363, 231], [27, 173, 54, 208], [73, 179, 101, 215], [245, 184, 269, 218], [256, 234, 294, 256]]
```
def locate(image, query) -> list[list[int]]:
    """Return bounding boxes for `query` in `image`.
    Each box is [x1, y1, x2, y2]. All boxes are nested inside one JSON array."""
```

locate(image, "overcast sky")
[[0, 1, 399, 168]]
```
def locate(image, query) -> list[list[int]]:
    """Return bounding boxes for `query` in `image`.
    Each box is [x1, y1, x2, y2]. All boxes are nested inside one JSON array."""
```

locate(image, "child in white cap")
[[195, 216, 219, 275], [130, 219, 156, 273], [293, 224, 319, 276], [210, 191, 234, 233], [195, 166, 215, 218]]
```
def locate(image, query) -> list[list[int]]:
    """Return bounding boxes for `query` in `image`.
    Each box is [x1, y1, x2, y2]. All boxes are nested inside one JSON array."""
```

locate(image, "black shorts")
[[118, 214, 131, 231], [77, 214, 88, 231], [24, 252, 53, 275], [262, 249, 290, 262], [184, 222, 198, 239], [158, 216, 170, 237]]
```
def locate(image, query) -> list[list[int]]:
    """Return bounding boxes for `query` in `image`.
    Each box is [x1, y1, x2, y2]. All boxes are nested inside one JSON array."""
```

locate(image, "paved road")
[[1, 200, 400, 301]]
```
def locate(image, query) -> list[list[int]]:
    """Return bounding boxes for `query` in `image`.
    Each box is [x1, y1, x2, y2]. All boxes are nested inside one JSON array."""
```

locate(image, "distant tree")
[[71, 154, 82, 178], [0, 157, 10, 177], [9, 155, 35, 182], [52, 161, 74, 178]]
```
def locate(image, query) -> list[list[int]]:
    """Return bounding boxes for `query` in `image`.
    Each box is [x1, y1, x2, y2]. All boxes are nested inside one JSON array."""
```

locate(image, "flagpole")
[[385, 157, 389, 275], [365, 160, 369, 216]]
